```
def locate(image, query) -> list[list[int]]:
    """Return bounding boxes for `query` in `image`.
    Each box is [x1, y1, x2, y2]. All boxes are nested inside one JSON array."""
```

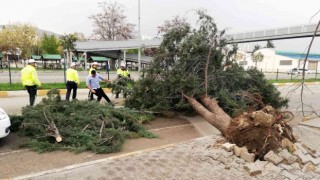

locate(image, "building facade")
[[235, 48, 320, 72]]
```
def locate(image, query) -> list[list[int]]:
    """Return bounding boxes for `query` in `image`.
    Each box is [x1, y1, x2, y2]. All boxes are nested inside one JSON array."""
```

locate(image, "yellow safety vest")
[[117, 68, 130, 77], [88, 68, 96, 75], [21, 65, 41, 86], [66, 68, 80, 84]]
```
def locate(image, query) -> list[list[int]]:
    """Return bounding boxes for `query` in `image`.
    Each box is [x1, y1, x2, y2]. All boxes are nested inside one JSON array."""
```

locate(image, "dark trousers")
[[115, 81, 127, 98], [25, 85, 37, 106], [93, 88, 111, 103], [88, 91, 94, 100], [66, 81, 77, 101]]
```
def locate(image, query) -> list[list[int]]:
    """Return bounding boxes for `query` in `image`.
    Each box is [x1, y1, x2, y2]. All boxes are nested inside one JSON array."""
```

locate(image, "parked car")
[[287, 68, 310, 75], [0, 108, 11, 138]]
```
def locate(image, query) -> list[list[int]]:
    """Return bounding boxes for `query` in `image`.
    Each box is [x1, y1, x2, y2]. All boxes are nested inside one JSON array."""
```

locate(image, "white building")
[[235, 48, 320, 72]]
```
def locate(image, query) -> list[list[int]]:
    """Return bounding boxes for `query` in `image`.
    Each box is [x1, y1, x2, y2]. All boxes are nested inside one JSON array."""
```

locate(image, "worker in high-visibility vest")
[[66, 62, 80, 101], [115, 63, 130, 98], [88, 62, 99, 100], [21, 59, 42, 106]]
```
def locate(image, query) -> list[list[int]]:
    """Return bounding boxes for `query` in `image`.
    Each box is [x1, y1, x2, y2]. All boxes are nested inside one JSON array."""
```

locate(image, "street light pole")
[[138, 0, 142, 73], [309, 9, 320, 23]]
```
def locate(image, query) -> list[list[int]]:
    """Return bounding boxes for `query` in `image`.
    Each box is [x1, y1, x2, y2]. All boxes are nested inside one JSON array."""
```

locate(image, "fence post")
[[315, 66, 318, 80], [276, 69, 279, 81]]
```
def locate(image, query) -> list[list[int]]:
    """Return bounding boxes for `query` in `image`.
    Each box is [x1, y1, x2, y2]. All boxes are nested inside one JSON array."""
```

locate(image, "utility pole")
[[138, 0, 142, 73], [309, 9, 320, 23]]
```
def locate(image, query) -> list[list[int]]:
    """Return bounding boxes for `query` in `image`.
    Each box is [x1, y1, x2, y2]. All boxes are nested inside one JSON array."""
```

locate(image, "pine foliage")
[[12, 89, 155, 153], [125, 10, 288, 116]]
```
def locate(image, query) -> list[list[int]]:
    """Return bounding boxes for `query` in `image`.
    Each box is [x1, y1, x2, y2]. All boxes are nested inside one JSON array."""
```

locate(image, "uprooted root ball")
[[226, 106, 296, 159]]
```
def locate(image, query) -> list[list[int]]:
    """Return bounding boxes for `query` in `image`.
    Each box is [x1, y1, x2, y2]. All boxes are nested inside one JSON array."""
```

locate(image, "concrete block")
[[240, 148, 255, 163], [222, 142, 235, 152], [264, 150, 284, 165]]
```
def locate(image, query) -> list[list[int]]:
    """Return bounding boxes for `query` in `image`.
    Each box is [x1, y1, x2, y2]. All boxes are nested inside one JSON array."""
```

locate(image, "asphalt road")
[[0, 70, 142, 83]]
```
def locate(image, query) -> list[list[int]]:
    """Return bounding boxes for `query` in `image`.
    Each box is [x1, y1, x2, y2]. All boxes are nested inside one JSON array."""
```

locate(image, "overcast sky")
[[1, 0, 320, 52]]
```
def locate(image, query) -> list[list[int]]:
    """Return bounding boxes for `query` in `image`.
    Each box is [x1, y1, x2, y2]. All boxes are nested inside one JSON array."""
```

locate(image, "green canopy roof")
[[89, 56, 109, 62], [31, 55, 41, 60], [42, 54, 62, 60], [0, 52, 3, 58], [73, 56, 85, 62]]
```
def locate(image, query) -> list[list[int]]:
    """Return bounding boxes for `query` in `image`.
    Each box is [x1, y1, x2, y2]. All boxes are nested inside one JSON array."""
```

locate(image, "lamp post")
[[138, 0, 142, 73], [309, 9, 320, 23]]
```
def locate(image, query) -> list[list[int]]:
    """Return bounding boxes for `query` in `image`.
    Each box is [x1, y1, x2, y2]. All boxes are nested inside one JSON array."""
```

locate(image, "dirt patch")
[[0, 116, 202, 179]]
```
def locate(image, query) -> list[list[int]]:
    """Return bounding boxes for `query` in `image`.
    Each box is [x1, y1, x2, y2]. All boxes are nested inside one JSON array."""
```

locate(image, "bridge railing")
[[227, 23, 320, 42]]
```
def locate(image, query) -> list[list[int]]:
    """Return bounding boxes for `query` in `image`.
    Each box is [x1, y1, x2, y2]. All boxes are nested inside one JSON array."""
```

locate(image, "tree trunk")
[[183, 94, 231, 136]]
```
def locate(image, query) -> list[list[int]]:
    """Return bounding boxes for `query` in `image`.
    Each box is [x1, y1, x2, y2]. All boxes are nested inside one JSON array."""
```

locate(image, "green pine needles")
[[12, 89, 155, 153]]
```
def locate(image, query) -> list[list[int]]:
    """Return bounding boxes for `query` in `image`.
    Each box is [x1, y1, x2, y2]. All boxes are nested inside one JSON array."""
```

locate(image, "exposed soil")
[[0, 116, 202, 179]]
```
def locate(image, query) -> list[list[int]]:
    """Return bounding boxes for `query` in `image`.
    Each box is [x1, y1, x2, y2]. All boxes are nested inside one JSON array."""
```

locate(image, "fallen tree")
[[11, 89, 155, 153], [125, 10, 293, 158]]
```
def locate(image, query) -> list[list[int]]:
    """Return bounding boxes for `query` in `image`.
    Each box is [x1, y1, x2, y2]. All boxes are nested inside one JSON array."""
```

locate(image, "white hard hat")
[[71, 62, 77, 67], [92, 62, 98, 65], [120, 62, 126, 67], [28, 59, 36, 64]]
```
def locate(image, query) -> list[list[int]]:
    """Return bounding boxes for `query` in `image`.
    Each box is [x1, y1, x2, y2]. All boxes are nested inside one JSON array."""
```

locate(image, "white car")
[[287, 68, 310, 75], [0, 108, 11, 138]]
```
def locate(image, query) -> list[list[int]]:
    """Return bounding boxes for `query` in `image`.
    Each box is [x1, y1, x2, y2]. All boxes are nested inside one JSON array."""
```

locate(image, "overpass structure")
[[226, 23, 320, 43], [74, 38, 162, 70]]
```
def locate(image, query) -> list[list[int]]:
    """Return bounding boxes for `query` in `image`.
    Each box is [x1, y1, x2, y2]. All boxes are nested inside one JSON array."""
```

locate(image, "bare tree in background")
[[90, 1, 136, 40], [157, 15, 189, 35]]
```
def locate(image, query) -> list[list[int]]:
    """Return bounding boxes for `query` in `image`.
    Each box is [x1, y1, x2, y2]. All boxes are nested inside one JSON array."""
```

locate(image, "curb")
[[13, 143, 175, 180], [273, 82, 320, 87], [0, 88, 112, 98]]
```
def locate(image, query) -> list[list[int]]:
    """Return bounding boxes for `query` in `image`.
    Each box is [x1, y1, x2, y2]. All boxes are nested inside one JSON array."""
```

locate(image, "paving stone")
[[216, 148, 234, 158], [294, 143, 309, 155], [234, 146, 244, 157], [264, 150, 284, 165], [278, 149, 298, 164], [293, 149, 315, 164], [224, 161, 244, 171], [281, 138, 296, 152], [244, 162, 263, 176], [222, 142, 235, 152], [240, 148, 255, 163], [279, 163, 295, 172], [280, 170, 300, 180], [262, 162, 284, 175], [309, 156, 320, 165], [217, 155, 234, 165], [302, 162, 316, 173], [293, 149, 310, 164]]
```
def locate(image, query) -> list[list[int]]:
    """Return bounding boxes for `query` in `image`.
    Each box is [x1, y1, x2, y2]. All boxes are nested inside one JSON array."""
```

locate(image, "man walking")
[[88, 62, 99, 100], [86, 70, 114, 106], [66, 62, 79, 101], [21, 59, 42, 106], [115, 63, 130, 98]]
